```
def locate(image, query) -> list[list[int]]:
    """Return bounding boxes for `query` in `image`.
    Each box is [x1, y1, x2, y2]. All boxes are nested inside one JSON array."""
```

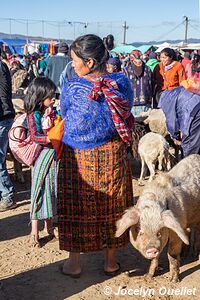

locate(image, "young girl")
[[24, 77, 59, 247]]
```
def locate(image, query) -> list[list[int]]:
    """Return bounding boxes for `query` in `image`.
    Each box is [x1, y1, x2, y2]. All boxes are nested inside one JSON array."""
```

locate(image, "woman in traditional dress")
[[123, 50, 153, 116], [57, 34, 134, 277]]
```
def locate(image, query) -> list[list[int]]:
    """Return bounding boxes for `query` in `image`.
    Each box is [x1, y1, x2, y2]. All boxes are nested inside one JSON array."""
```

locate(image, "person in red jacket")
[[181, 51, 192, 78]]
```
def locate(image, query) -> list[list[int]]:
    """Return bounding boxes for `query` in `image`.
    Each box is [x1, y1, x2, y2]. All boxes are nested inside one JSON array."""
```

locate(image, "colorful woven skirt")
[[57, 137, 133, 252], [30, 148, 57, 220]]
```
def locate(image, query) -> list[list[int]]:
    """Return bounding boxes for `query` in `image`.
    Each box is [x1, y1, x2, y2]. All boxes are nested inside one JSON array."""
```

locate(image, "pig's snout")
[[146, 248, 160, 259]]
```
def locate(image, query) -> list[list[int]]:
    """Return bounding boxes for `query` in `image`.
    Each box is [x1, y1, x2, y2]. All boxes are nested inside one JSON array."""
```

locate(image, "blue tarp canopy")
[[111, 44, 137, 54], [137, 45, 157, 54], [0, 39, 31, 55]]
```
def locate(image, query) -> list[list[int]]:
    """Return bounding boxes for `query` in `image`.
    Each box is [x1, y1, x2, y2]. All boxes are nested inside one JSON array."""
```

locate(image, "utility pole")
[[183, 16, 188, 44], [122, 21, 129, 44]]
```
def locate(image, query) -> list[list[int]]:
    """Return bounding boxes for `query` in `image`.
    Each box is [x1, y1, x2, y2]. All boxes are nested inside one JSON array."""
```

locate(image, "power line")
[[189, 22, 200, 33], [0, 17, 194, 43], [155, 21, 184, 42]]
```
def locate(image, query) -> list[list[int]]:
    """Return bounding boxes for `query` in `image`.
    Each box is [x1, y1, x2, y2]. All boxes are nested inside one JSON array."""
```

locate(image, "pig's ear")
[[115, 206, 140, 238], [162, 210, 189, 245]]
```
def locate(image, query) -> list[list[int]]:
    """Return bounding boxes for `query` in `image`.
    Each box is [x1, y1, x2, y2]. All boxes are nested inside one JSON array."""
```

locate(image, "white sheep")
[[138, 132, 171, 184], [140, 108, 168, 137], [139, 108, 181, 161]]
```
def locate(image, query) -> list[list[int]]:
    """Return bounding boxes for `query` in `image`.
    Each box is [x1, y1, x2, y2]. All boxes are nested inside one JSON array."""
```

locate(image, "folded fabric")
[[9, 113, 42, 166], [181, 77, 200, 95], [87, 76, 133, 145], [47, 119, 64, 160]]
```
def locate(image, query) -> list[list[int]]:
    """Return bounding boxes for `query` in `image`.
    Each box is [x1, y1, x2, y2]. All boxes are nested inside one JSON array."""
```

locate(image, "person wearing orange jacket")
[[153, 48, 186, 106]]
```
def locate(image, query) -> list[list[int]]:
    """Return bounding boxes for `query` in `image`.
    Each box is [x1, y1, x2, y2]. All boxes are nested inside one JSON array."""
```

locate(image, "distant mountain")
[[1, 31, 200, 47], [0, 32, 72, 44], [131, 38, 200, 47]]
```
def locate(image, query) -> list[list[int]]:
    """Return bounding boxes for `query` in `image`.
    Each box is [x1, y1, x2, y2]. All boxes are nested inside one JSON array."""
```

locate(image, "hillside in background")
[[132, 38, 200, 47], [1, 31, 200, 46], [0, 32, 72, 44]]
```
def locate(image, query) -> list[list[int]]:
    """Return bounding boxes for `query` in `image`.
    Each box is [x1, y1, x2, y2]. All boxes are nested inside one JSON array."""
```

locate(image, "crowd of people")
[[0, 33, 200, 278]]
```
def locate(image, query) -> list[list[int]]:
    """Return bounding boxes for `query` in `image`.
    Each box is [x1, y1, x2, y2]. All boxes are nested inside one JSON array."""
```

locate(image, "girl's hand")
[[46, 136, 51, 143]]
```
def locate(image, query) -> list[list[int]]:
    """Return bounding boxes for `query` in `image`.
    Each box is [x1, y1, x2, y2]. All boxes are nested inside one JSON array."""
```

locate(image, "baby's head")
[[106, 57, 121, 73]]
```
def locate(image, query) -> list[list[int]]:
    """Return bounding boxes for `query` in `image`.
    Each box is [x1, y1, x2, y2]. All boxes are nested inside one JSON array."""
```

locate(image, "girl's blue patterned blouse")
[[60, 72, 133, 149]]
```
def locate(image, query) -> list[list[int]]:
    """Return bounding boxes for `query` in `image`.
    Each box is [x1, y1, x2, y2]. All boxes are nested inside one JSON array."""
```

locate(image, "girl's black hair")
[[70, 34, 109, 73], [160, 48, 176, 60], [24, 77, 56, 114]]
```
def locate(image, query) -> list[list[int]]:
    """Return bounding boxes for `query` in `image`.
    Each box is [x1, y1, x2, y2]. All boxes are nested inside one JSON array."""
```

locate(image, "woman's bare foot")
[[52, 227, 59, 238], [61, 253, 81, 276], [104, 248, 119, 273], [43, 227, 58, 238], [104, 262, 120, 273]]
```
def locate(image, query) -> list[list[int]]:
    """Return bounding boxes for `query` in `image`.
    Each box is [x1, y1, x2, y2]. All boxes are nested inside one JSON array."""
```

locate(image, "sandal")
[[28, 235, 41, 248], [104, 262, 121, 277]]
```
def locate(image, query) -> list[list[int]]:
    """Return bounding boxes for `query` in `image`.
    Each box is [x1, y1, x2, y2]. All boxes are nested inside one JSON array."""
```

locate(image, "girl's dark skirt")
[[57, 137, 133, 252]]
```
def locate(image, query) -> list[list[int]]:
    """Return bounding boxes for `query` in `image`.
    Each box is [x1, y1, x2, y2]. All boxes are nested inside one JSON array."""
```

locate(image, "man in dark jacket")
[[45, 42, 70, 98], [0, 49, 16, 211]]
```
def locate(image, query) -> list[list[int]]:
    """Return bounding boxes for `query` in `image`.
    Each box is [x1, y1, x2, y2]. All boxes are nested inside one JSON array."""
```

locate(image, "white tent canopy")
[[154, 41, 200, 52]]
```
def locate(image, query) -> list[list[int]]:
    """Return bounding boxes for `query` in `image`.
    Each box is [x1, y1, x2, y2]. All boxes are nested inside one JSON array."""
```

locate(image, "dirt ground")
[[0, 160, 200, 300]]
